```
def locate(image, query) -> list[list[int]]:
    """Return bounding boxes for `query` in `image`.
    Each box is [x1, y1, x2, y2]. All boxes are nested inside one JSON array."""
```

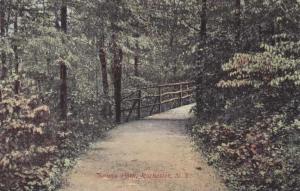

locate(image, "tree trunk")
[[13, 3, 20, 94], [59, 1, 68, 119], [14, 6, 19, 74], [60, 60, 67, 119], [0, 0, 6, 80], [235, 0, 241, 42], [54, 2, 60, 30], [200, 0, 207, 38], [99, 49, 109, 96], [134, 40, 139, 77], [111, 34, 123, 123], [99, 47, 111, 118], [196, 0, 208, 115], [61, 1, 67, 33]]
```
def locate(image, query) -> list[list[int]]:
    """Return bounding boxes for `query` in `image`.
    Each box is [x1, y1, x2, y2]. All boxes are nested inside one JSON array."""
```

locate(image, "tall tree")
[[99, 46, 110, 118], [200, 0, 207, 38], [0, 0, 6, 79], [60, 0, 68, 119], [111, 33, 123, 123], [61, 0, 67, 33], [134, 40, 139, 77], [235, 0, 241, 42], [13, 1, 20, 94]]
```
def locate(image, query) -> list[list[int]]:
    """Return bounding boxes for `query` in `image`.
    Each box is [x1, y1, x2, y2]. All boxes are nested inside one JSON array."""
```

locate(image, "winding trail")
[[60, 104, 227, 191]]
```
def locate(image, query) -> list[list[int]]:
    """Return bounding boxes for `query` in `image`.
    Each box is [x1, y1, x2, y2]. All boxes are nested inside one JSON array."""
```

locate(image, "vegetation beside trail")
[[0, 82, 113, 190], [0, 0, 299, 190], [191, 2, 300, 189]]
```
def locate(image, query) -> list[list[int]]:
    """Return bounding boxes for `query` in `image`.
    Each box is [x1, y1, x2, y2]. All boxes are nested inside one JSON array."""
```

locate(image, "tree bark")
[[99, 48, 109, 96], [60, 60, 67, 119], [200, 0, 207, 38], [13, 3, 20, 94], [59, 0, 68, 119], [61, 1, 67, 33], [196, 0, 208, 115], [54, 2, 60, 30], [13, 5, 19, 74], [0, 0, 7, 80], [111, 33, 123, 123], [235, 0, 241, 42], [99, 47, 111, 118], [134, 40, 139, 77]]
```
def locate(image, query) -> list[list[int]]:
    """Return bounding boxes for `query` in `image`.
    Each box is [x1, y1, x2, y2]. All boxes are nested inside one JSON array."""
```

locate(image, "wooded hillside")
[[0, 0, 299, 190]]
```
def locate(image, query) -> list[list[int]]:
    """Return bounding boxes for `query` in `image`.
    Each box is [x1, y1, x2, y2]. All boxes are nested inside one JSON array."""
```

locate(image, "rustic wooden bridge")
[[117, 81, 195, 123], [55, 60, 195, 123]]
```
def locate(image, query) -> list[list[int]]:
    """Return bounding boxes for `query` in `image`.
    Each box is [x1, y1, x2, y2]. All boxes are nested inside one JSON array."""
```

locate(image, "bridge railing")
[[119, 81, 195, 122]]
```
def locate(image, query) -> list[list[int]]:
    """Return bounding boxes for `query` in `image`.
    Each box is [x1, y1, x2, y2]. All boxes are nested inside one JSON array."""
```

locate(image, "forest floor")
[[59, 104, 227, 191]]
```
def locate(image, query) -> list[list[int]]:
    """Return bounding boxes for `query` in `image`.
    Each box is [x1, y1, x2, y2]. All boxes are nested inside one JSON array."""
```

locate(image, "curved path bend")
[[60, 104, 227, 191]]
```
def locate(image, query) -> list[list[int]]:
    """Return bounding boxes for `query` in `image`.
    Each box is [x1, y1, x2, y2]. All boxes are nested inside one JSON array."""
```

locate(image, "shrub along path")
[[60, 104, 226, 191]]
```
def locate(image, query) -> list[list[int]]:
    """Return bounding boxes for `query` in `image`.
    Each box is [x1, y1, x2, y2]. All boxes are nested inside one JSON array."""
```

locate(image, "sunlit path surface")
[[60, 104, 226, 191]]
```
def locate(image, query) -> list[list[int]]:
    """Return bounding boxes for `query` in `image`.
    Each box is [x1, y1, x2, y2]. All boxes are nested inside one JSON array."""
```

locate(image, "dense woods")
[[0, 0, 299, 190]]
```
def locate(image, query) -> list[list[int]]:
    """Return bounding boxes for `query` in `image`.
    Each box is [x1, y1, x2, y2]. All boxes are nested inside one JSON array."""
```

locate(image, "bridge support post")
[[180, 84, 183, 106]]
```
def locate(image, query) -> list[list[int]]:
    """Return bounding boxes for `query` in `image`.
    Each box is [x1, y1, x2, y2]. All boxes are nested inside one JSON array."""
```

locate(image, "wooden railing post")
[[121, 81, 194, 121], [158, 86, 162, 113], [59, 60, 67, 120], [180, 84, 183, 106], [137, 89, 141, 119]]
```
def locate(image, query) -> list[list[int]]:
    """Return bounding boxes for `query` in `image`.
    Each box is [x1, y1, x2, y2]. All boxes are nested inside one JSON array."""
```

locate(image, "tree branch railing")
[[120, 81, 195, 122]]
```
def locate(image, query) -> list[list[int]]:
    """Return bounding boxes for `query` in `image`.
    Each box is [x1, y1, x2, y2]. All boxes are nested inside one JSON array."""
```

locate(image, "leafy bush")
[[0, 89, 57, 190], [0, 83, 112, 190], [191, 115, 300, 191], [218, 40, 300, 120], [191, 39, 300, 191]]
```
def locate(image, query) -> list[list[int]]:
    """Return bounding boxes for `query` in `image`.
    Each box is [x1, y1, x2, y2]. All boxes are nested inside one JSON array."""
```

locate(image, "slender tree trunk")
[[99, 47, 111, 118], [0, 0, 7, 80], [54, 2, 60, 30], [235, 0, 241, 42], [13, 5, 19, 74], [111, 33, 123, 123], [99, 48, 109, 97], [134, 40, 139, 77], [59, 0, 68, 119], [200, 0, 207, 38], [5, 1, 11, 33], [61, 1, 67, 33], [60, 60, 67, 119], [196, 0, 208, 115], [13, 3, 20, 94]]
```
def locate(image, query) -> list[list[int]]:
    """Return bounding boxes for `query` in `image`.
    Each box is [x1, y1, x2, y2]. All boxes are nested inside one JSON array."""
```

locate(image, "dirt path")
[[60, 104, 227, 191]]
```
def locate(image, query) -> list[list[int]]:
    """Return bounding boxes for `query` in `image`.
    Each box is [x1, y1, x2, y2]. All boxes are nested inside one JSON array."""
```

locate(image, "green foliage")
[[219, 41, 300, 88], [0, 81, 112, 190], [0, 85, 57, 190], [191, 1, 300, 191], [1, 0, 299, 190], [190, 115, 300, 191]]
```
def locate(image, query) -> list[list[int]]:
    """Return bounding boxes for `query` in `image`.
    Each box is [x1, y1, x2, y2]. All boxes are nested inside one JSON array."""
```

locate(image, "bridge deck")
[[60, 104, 226, 191]]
